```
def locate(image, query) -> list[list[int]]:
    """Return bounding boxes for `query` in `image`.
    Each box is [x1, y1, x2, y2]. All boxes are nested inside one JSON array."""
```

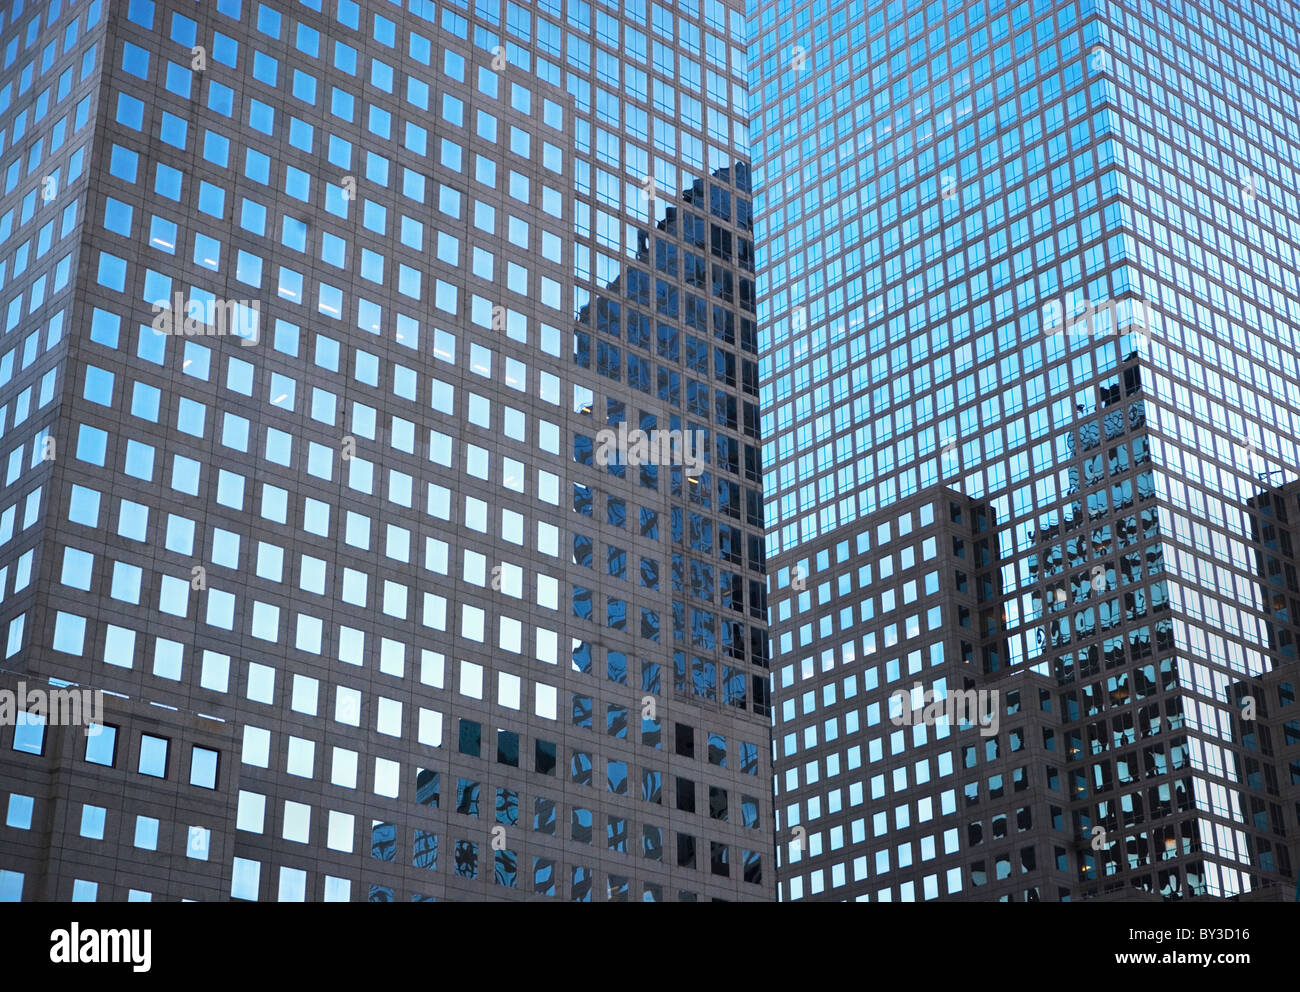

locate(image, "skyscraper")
[[752, 0, 1300, 900], [0, 0, 771, 902]]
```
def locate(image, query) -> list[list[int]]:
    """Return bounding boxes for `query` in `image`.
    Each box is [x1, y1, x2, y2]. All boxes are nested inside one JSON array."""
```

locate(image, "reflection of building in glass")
[[0, 0, 771, 902], [770, 486, 1075, 900], [752, 1, 1300, 900], [1246, 481, 1300, 660], [1227, 479, 1300, 897]]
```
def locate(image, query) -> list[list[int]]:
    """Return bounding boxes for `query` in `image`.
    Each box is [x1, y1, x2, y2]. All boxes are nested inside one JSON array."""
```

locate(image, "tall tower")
[[0, 0, 771, 902], [749, 0, 1300, 900]]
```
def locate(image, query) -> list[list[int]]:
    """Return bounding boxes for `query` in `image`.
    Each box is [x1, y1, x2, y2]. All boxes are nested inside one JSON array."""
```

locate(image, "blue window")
[[292, 70, 316, 105], [67, 486, 101, 527], [159, 112, 187, 149], [252, 51, 278, 86], [207, 80, 234, 116], [6, 793, 33, 829], [85, 725, 118, 767], [11, 712, 45, 755], [128, 0, 156, 28], [244, 148, 270, 184], [248, 99, 274, 134], [189, 746, 218, 789], [109, 145, 138, 182], [256, 4, 282, 38], [137, 734, 168, 778], [203, 130, 229, 167], [83, 366, 114, 406], [212, 32, 237, 67], [121, 43, 149, 78], [95, 252, 126, 292], [115, 92, 144, 129], [154, 164, 182, 201], [164, 62, 191, 98], [198, 181, 226, 217]]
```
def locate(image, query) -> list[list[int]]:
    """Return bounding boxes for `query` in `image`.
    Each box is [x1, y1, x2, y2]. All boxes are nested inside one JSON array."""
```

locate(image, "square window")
[[417, 768, 440, 807], [187, 825, 212, 861], [456, 778, 481, 817], [71, 879, 98, 902], [190, 746, 219, 789], [237, 791, 267, 833], [134, 816, 159, 850], [6, 793, 33, 830], [84, 725, 118, 767], [231, 857, 260, 900], [79, 804, 106, 840], [287, 736, 316, 778], [138, 734, 169, 778], [11, 713, 45, 755], [0, 869, 23, 901]]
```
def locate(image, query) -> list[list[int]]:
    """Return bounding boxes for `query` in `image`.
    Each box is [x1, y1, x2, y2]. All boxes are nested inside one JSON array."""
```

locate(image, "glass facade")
[[5, 0, 1299, 907], [753, 0, 1300, 900], [0, 0, 771, 902]]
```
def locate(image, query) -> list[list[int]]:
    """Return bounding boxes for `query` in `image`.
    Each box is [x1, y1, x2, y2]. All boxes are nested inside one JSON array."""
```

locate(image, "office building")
[[750, 0, 1300, 900], [0, 0, 772, 902]]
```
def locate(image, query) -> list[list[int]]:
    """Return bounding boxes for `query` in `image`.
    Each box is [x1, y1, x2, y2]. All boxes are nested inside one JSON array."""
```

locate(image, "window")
[[459, 719, 481, 757], [10, 712, 44, 755], [231, 857, 260, 900], [497, 729, 520, 767], [190, 746, 219, 789], [535, 739, 557, 775], [80, 804, 107, 840], [456, 778, 480, 816], [0, 870, 23, 900], [5, 793, 33, 830], [84, 725, 118, 767], [134, 816, 159, 850], [138, 734, 169, 777]]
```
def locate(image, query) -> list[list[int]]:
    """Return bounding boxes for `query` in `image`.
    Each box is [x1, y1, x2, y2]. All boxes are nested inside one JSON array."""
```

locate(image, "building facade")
[[0, 0, 772, 902], [750, 0, 1300, 900]]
